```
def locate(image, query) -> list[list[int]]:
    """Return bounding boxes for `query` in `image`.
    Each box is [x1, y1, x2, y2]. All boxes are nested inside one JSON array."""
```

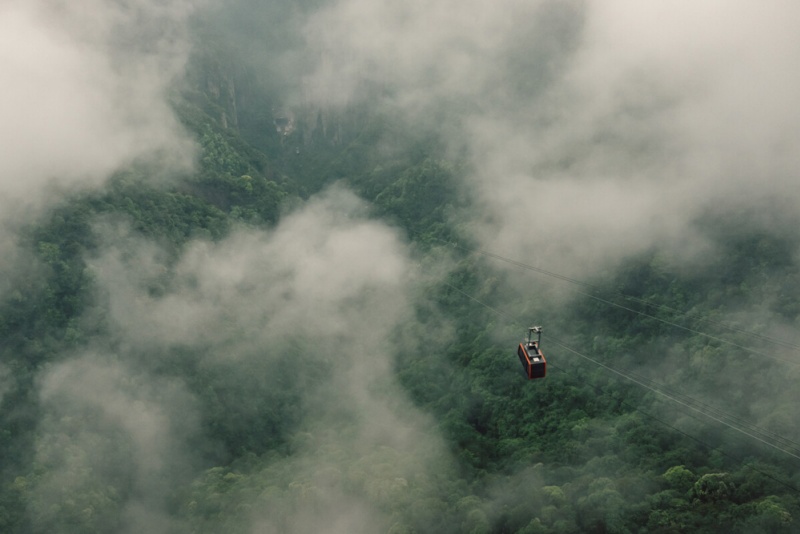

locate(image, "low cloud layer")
[[30, 187, 453, 532], [32, 355, 200, 533], [15, 2, 800, 530], [469, 1, 800, 275], [0, 0, 201, 304], [0, 0, 198, 213], [297, 0, 800, 277], [91, 187, 413, 356]]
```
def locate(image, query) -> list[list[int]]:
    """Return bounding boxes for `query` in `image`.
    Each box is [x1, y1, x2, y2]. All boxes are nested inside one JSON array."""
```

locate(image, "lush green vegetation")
[[1, 36, 799, 534]]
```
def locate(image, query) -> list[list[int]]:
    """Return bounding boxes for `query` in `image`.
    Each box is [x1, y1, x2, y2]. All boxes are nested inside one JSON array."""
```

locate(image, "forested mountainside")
[[2, 2, 800, 533]]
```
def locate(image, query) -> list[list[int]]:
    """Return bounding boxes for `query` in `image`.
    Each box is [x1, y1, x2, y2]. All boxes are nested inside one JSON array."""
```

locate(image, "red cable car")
[[518, 326, 546, 379]]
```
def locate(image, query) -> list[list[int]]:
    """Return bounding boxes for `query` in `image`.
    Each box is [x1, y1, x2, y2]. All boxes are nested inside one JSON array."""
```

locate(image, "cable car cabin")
[[518, 326, 546, 379], [518, 340, 546, 379]]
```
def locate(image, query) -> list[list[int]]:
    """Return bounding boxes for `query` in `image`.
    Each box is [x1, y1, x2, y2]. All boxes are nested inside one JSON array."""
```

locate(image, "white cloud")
[[78, 185, 456, 531], [0, 0, 198, 212], [31, 354, 200, 533], [90, 186, 412, 355], [296, 0, 800, 277]]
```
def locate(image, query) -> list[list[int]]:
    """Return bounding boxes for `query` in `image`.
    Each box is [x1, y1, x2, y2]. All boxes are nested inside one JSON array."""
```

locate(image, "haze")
[[2, 1, 800, 532]]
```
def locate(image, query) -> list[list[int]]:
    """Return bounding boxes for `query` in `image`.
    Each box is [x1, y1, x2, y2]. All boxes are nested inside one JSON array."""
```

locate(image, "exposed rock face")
[[272, 108, 294, 136], [205, 70, 238, 129]]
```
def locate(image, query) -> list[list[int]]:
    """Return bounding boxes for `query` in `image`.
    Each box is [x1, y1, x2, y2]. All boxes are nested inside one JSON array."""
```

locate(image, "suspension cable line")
[[575, 293, 798, 365], [599, 361, 800, 454], [548, 335, 800, 462], [547, 361, 800, 495], [438, 239, 800, 362], [442, 281, 519, 325], [622, 294, 800, 352], [440, 277, 800, 464]]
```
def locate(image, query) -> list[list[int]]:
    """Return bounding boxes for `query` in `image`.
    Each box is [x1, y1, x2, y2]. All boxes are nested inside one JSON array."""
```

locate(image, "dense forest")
[[2, 1, 800, 533]]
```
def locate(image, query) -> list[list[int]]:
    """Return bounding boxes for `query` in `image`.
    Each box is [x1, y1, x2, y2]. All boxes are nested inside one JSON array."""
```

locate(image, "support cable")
[[439, 257, 800, 464], [547, 362, 800, 495], [438, 240, 800, 362], [548, 335, 800, 462]]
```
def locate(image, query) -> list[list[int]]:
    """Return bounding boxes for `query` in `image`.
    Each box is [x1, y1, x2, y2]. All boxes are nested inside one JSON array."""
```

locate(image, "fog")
[[91, 187, 414, 355], [15, 0, 800, 283], [0, 0, 197, 212], [27, 187, 454, 532], [6, 1, 461, 530], [8, 0, 800, 531], [286, 0, 800, 515], [32, 354, 201, 533], [0, 0, 201, 305], [297, 0, 800, 278]]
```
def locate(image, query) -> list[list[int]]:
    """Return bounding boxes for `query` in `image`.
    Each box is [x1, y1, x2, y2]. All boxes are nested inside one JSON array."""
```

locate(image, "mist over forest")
[[1, 1, 800, 532]]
